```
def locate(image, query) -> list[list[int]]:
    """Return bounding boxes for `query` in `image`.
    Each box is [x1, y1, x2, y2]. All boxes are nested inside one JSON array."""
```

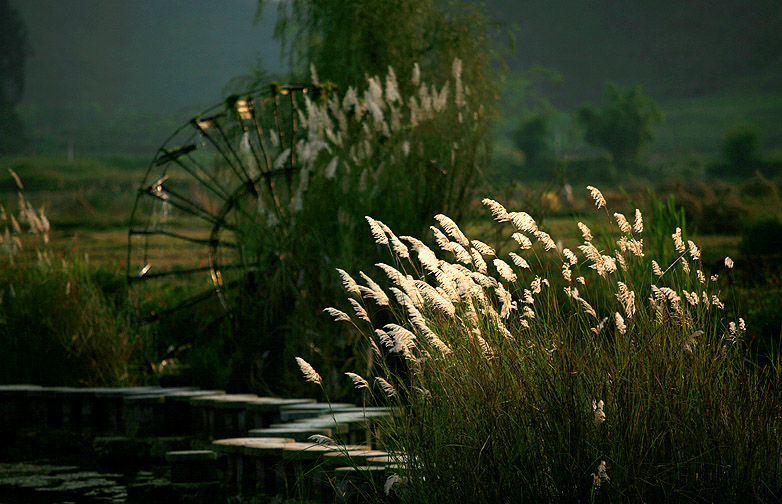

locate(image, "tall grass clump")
[[0, 171, 144, 386], [224, 61, 489, 394], [303, 185, 781, 502]]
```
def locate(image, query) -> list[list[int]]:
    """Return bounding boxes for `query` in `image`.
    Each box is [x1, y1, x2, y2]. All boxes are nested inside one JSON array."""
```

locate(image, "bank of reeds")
[[0, 171, 146, 386], [300, 185, 781, 502]]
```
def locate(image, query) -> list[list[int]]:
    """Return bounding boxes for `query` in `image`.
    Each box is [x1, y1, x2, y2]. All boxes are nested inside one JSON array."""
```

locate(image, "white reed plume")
[[710, 273, 719, 282], [375, 377, 396, 397], [385, 474, 399, 496], [508, 252, 530, 270], [404, 236, 441, 275], [563, 248, 578, 266], [430, 226, 450, 249], [411, 62, 421, 87], [433, 263, 460, 302], [652, 260, 663, 277], [633, 208, 643, 233], [295, 357, 322, 385], [511, 232, 533, 250], [561, 263, 572, 283], [377, 263, 422, 306], [578, 222, 593, 242], [683, 290, 699, 306], [684, 329, 703, 353], [625, 237, 644, 257], [470, 248, 488, 274], [591, 316, 609, 335], [616, 281, 636, 318], [592, 460, 610, 487], [379, 221, 409, 258], [323, 307, 352, 323], [358, 271, 390, 306], [534, 230, 556, 251], [470, 271, 498, 289], [453, 57, 465, 108], [593, 399, 606, 424], [614, 212, 632, 234], [446, 242, 472, 264], [345, 372, 370, 390], [414, 280, 456, 316], [672, 227, 685, 253], [509, 211, 537, 234], [366, 216, 388, 245], [688, 240, 701, 261], [724, 256, 734, 269], [615, 312, 626, 335], [308, 434, 335, 445], [348, 298, 371, 323], [615, 251, 626, 271], [481, 198, 510, 222], [434, 214, 469, 247], [494, 258, 517, 283], [497, 285, 517, 319], [697, 269, 706, 283], [711, 295, 725, 310], [681, 258, 690, 274], [336, 268, 361, 297], [384, 323, 418, 356], [385, 66, 401, 104], [586, 185, 607, 209], [375, 328, 392, 349], [471, 239, 496, 256]]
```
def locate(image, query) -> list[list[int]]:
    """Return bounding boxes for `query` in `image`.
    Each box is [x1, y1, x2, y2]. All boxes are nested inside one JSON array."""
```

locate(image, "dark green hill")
[[485, 0, 781, 106]]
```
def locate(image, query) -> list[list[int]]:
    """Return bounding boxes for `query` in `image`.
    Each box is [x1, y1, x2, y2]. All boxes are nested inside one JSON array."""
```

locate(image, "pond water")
[[0, 462, 169, 503]]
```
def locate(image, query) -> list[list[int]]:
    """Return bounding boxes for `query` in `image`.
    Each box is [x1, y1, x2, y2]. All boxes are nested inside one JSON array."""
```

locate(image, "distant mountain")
[[484, 0, 782, 105]]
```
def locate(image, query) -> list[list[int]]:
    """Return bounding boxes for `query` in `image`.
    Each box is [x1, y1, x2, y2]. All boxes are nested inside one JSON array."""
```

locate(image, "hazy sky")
[[15, 0, 282, 115]]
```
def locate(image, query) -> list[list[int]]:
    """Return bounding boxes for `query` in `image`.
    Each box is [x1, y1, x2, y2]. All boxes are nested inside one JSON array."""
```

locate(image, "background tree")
[[255, 0, 499, 105], [514, 112, 552, 167], [722, 121, 761, 172], [0, 0, 31, 153], [576, 81, 663, 166]]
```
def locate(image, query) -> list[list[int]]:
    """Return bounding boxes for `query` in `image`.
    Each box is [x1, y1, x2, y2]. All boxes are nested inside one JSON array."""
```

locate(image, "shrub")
[[576, 82, 663, 167], [740, 218, 782, 257], [722, 122, 761, 174], [215, 62, 491, 395], [514, 112, 552, 166], [299, 185, 781, 502], [0, 173, 145, 386]]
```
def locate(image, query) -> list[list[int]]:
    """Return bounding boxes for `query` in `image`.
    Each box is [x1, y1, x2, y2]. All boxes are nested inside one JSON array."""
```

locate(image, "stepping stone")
[[333, 465, 388, 504], [249, 425, 335, 442], [165, 450, 218, 483], [245, 397, 316, 428], [189, 394, 259, 439], [212, 437, 295, 494], [278, 402, 356, 422]]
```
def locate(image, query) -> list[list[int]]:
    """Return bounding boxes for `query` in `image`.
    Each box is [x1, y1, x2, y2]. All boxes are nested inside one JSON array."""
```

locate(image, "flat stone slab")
[[244, 397, 316, 412], [189, 394, 258, 407], [211, 437, 295, 455], [249, 426, 335, 441], [165, 450, 217, 462]]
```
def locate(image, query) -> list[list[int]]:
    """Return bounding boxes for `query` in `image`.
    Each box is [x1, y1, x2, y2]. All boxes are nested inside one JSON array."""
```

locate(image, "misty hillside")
[[12, 0, 782, 153], [489, 0, 781, 106]]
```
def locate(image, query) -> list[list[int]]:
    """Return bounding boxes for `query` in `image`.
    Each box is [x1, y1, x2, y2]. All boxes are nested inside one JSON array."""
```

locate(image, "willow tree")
[[254, 0, 503, 221]]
